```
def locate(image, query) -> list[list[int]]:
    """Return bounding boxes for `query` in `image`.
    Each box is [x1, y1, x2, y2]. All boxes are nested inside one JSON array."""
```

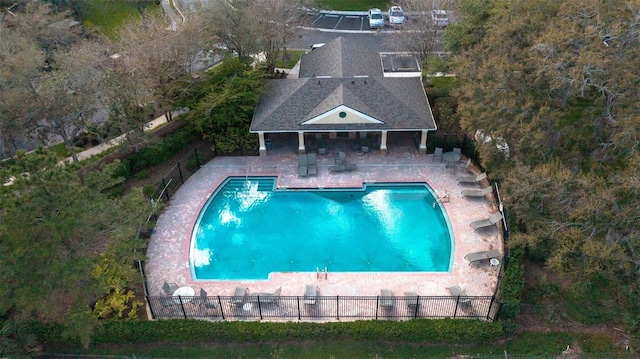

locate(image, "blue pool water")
[[191, 177, 453, 280]]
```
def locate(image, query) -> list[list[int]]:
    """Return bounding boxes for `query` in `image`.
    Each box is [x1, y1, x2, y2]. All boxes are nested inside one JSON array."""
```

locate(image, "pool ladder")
[[316, 267, 328, 279]]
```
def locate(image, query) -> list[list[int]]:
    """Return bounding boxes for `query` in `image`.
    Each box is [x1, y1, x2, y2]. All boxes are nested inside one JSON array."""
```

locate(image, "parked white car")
[[368, 8, 385, 29], [431, 9, 449, 27], [387, 6, 405, 26]]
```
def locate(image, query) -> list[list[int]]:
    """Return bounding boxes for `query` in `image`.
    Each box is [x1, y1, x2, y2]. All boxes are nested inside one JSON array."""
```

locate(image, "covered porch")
[[256, 130, 433, 157]]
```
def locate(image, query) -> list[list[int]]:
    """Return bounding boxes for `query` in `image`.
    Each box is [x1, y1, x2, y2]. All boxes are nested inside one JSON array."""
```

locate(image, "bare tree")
[[199, 0, 312, 71], [391, 0, 456, 62], [0, 2, 102, 158], [249, 0, 313, 72]]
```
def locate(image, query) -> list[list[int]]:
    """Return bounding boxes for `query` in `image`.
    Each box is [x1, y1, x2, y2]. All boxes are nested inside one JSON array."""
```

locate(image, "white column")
[[298, 131, 305, 154], [380, 131, 388, 155], [258, 132, 266, 157], [419, 130, 428, 155]]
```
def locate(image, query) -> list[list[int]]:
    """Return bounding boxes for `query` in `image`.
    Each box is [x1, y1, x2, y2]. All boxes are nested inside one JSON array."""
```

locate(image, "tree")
[[0, 150, 149, 343], [199, 0, 311, 71], [393, 0, 451, 62], [175, 58, 266, 154], [0, 2, 104, 158], [451, 0, 640, 336]]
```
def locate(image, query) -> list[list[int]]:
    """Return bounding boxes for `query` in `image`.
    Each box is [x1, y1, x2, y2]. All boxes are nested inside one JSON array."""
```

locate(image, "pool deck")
[[146, 136, 503, 310]]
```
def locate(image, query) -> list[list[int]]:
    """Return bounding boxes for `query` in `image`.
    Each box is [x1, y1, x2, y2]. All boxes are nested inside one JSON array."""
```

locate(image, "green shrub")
[[184, 157, 199, 171], [32, 319, 503, 348], [134, 169, 150, 180], [499, 247, 526, 320], [142, 185, 155, 198]]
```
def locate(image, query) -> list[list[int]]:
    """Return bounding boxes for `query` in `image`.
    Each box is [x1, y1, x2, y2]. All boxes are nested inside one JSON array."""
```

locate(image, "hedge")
[[31, 319, 503, 348], [498, 246, 526, 320]]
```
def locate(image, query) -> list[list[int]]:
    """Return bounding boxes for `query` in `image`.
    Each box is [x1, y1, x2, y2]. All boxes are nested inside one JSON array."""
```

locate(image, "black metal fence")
[[148, 142, 216, 204], [148, 294, 498, 321]]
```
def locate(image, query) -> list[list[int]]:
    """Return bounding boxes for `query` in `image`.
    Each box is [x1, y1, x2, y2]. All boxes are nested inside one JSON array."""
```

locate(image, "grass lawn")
[[53, 333, 629, 358], [275, 50, 305, 69], [80, 1, 159, 38], [315, 0, 389, 11]]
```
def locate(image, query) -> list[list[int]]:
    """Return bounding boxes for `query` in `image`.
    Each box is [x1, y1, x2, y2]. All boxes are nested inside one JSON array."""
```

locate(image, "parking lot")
[[308, 11, 420, 32]]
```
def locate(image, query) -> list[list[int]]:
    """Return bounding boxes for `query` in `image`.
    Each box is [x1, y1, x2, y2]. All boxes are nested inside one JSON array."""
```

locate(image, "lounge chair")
[[249, 287, 281, 304], [433, 147, 443, 162], [162, 281, 178, 295], [337, 151, 346, 162], [298, 155, 308, 177], [404, 291, 419, 309], [307, 153, 317, 176], [470, 212, 504, 231], [230, 287, 248, 305], [199, 288, 217, 308], [304, 285, 318, 305], [457, 158, 472, 173], [329, 164, 346, 172], [464, 249, 502, 265], [447, 285, 471, 304], [457, 172, 487, 185], [344, 162, 357, 171], [461, 186, 493, 198], [380, 289, 395, 309]]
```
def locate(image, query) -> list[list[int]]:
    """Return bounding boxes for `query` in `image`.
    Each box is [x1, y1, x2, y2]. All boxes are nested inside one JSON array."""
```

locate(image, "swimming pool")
[[191, 177, 453, 280]]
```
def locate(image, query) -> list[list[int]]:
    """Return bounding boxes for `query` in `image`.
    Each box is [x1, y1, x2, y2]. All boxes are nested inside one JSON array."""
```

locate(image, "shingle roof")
[[250, 36, 435, 133], [298, 37, 383, 78], [250, 77, 435, 132]]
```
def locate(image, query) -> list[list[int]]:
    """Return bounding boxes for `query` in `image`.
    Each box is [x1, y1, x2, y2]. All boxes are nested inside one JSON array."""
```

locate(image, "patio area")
[[145, 133, 503, 319]]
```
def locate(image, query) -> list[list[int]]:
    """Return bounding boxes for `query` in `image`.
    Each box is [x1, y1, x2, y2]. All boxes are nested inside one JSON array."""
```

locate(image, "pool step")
[[224, 178, 275, 192]]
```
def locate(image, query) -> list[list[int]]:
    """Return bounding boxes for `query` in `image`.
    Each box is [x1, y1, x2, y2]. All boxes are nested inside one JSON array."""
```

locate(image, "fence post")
[[297, 296, 301, 320], [487, 295, 496, 321], [375, 296, 379, 320], [257, 297, 263, 320], [178, 296, 187, 319], [177, 162, 184, 184], [218, 296, 225, 320], [336, 296, 339, 320], [453, 298, 459, 318], [194, 148, 201, 168], [147, 296, 156, 319], [162, 179, 170, 201], [414, 296, 419, 319]]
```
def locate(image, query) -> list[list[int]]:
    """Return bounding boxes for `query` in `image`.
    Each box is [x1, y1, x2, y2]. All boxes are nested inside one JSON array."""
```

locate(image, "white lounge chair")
[[461, 186, 493, 198], [380, 289, 395, 309], [447, 285, 471, 304], [464, 249, 502, 265], [230, 287, 248, 305], [457, 172, 487, 185], [250, 288, 281, 304], [304, 285, 318, 305], [404, 291, 419, 309], [470, 212, 504, 231]]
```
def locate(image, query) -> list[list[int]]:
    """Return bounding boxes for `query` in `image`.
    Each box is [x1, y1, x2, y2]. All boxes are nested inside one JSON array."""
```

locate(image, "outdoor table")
[[442, 151, 460, 164], [173, 286, 195, 304]]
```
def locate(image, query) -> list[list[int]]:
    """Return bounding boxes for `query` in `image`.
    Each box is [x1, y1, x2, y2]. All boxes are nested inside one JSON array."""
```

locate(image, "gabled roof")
[[250, 76, 435, 132], [250, 36, 436, 133], [298, 37, 383, 78]]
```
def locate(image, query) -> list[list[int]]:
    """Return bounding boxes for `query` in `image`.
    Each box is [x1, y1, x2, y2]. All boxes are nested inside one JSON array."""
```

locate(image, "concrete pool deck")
[[145, 135, 503, 307]]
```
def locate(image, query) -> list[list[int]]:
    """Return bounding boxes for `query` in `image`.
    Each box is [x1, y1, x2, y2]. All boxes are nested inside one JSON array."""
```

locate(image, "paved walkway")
[[145, 134, 503, 317]]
